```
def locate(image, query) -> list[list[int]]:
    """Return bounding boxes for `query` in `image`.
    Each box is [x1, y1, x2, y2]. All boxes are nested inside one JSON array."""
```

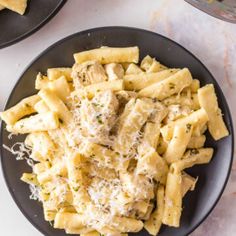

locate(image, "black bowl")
[[0, 0, 66, 49], [0, 27, 234, 236]]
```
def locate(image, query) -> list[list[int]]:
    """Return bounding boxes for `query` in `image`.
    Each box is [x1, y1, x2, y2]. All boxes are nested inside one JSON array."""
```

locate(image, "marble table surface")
[[0, 0, 235, 235]]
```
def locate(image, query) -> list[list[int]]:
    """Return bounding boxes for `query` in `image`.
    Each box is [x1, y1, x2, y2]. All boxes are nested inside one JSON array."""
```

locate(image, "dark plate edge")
[[0, 26, 234, 236], [185, 0, 236, 24], [0, 0, 67, 49]]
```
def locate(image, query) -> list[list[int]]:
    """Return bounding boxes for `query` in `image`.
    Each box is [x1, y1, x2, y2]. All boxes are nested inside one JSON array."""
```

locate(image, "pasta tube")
[[138, 68, 192, 100], [6, 112, 59, 134], [47, 67, 72, 81], [124, 69, 178, 90], [162, 171, 182, 227], [74, 46, 139, 64], [54, 212, 85, 230], [125, 63, 143, 75], [171, 148, 214, 173], [74, 80, 124, 99], [198, 84, 229, 140], [34, 100, 50, 113], [160, 108, 208, 141], [144, 185, 165, 235], [0, 95, 40, 125], [39, 89, 72, 125], [187, 135, 206, 149], [164, 123, 193, 163], [181, 172, 198, 197]]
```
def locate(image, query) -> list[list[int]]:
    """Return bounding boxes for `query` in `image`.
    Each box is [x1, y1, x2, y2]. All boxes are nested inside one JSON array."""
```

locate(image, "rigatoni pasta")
[[0, 0, 28, 15], [1, 46, 229, 236], [138, 68, 193, 100], [74, 46, 139, 64], [0, 95, 40, 125], [197, 84, 229, 140]]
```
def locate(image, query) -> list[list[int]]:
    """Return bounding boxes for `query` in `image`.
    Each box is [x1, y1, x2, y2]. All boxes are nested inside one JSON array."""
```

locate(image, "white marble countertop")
[[0, 0, 235, 235]]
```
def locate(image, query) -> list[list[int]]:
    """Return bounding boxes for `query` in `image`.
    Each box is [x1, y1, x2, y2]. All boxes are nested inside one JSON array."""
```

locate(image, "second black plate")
[[0, 0, 66, 49]]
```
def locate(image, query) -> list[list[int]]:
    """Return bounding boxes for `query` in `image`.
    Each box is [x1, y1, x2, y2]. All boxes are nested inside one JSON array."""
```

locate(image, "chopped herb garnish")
[[152, 98, 158, 102], [190, 149, 199, 155], [96, 114, 103, 124], [186, 123, 192, 133], [81, 73, 86, 82], [73, 186, 79, 192], [92, 102, 99, 107], [169, 82, 175, 90], [90, 154, 95, 158], [59, 118, 64, 124]]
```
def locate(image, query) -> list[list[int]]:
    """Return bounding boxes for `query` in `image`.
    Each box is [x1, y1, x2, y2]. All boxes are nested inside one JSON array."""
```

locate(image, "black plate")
[[0, 0, 66, 49], [0, 27, 234, 236]]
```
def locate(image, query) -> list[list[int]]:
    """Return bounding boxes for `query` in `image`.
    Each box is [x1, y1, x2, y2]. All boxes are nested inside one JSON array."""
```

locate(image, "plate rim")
[[0, 0, 67, 49], [185, 0, 236, 24], [0, 26, 234, 236]]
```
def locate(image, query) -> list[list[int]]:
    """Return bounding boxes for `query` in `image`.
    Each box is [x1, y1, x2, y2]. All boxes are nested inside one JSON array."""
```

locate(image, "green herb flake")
[[169, 82, 175, 90], [92, 102, 99, 107], [96, 114, 103, 124], [190, 149, 199, 155], [73, 186, 79, 192], [90, 154, 95, 158], [186, 123, 192, 133], [152, 98, 158, 102]]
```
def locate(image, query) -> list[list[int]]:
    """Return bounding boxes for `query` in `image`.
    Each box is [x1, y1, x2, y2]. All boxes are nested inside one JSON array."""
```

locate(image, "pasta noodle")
[[74, 47, 139, 64], [198, 84, 229, 140], [138, 68, 193, 100], [124, 69, 179, 90], [144, 185, 165, 235], [0, 95, 40, 125]]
